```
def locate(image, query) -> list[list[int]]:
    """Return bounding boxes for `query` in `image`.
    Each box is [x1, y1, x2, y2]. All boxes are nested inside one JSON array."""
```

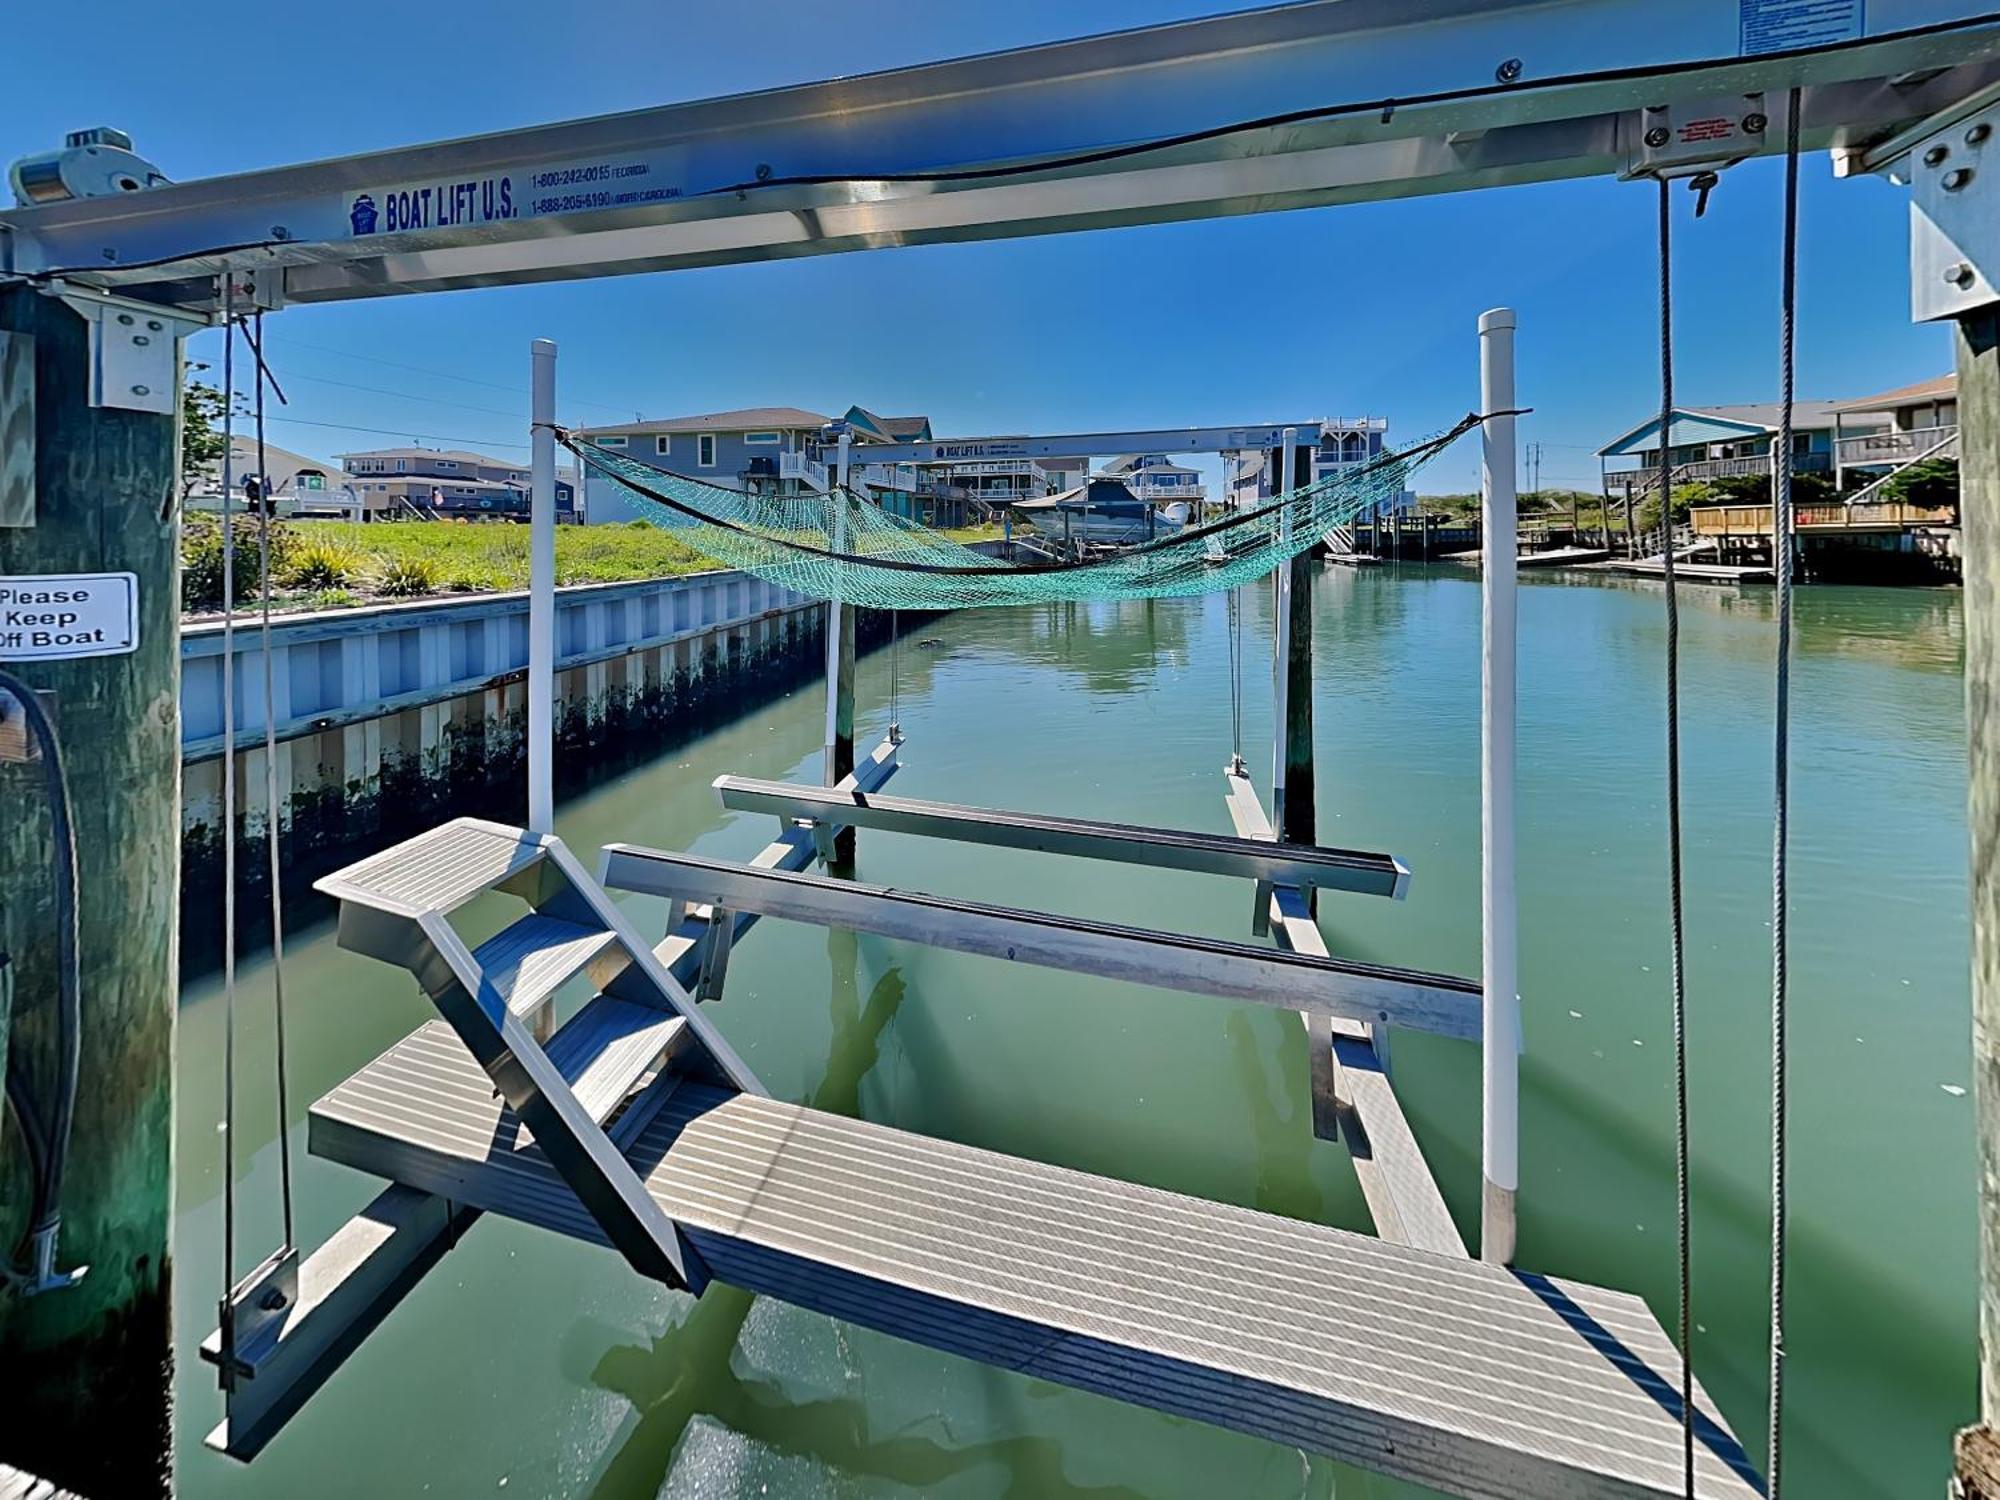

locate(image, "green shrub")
[[182, 515, 293, 611], [305, 587, 360, 610], [1883, 457, 1959, 509], [283, 538, 365, 591], [375, 555, 445, 598]]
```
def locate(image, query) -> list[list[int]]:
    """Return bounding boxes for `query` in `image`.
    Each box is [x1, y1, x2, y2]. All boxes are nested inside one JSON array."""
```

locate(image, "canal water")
[[173, 564, 1972, 1499]]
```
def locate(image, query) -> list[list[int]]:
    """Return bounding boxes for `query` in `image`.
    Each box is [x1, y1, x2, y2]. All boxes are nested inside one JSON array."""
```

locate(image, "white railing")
[[780, 450, 829, 490], [1129, 478, 1207, 502], [1834, 423, 1957, 469], [855, 462, 920, 493]]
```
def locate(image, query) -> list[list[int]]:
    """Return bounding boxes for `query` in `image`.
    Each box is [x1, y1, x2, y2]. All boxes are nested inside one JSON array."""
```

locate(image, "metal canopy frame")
[[6, 2, 2000, 309]]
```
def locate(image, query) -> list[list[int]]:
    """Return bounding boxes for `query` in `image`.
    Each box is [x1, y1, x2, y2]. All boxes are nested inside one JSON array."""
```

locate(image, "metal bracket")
[[1621, 93, 1767, 180], [1912, 100, 2000, 321], [212, 1245, 301, 1392], [41, 279, 209, 414]]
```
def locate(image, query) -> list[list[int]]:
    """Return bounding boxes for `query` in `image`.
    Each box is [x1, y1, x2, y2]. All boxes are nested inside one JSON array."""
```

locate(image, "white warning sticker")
[[0, 572, 139, 660], [1741, 0, 1865, 56]]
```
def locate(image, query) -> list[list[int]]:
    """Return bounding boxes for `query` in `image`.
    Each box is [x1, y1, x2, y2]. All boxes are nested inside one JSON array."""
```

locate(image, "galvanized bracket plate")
[[42, 279, 209, 413], [1912, 100, 2000, 321]]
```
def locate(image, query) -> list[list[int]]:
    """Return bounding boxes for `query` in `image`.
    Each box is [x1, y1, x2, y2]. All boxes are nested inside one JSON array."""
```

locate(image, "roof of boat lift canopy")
[[7, 0, 2000, 311]]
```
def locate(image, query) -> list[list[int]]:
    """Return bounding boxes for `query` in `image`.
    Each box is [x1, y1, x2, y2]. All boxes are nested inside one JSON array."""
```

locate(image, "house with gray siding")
[[577, 407, 833, 524]]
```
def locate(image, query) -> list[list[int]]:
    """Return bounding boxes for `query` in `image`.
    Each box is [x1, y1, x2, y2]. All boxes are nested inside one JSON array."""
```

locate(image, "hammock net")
[[558, 412, 1485, 610]]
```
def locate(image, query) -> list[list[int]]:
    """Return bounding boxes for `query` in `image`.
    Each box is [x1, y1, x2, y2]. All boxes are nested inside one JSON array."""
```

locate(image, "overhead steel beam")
[[6, 2, 2000, 308]]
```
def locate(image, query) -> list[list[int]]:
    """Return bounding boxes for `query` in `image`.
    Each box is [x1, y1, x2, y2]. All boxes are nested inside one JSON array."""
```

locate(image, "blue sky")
[[4, 0, 1958, 494]]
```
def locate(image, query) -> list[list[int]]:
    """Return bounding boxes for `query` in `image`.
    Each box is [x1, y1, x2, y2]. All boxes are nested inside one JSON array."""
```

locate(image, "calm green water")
[[173, 564, 1973, 1499]]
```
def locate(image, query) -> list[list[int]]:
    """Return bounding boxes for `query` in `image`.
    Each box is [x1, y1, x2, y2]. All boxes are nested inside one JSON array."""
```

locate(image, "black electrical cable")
[[0, 667, 82, 1282]]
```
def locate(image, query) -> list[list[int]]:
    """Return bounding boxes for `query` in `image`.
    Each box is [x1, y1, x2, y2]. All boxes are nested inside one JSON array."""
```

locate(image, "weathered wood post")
[[0, 285, 183, 1495], [1957, 293, 2000, 1497], [824, 432, 857, 866]]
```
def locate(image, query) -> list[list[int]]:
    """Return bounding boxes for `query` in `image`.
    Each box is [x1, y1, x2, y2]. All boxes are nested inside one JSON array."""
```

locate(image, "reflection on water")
[[175, 567, 1973, 1500]]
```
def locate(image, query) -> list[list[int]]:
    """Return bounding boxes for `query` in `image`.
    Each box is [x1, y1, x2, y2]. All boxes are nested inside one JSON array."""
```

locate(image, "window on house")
[[655, 435, 671, 456], [396, 459, 407, 472], [439, 460, 457, 470], [698, 434, 717, 467], [595, 435, 628, 448], [743, 431, 780, 445]]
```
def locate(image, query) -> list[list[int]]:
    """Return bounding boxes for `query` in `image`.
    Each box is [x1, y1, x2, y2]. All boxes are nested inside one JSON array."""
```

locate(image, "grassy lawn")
[[183, 517, 998, 617]]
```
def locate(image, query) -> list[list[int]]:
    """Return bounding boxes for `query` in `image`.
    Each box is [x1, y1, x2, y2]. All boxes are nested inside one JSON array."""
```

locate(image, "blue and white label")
[[346, 155, 684, 237], [1740, 0, 1864, 55]]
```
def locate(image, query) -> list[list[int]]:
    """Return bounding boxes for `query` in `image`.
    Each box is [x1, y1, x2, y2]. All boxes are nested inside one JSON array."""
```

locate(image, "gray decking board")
[[310, 1035, 1759, 1499], [713, 775, 1411, 897]]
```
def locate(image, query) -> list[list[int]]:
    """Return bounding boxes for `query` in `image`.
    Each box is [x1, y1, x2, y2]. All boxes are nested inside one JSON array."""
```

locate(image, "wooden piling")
[[1957, 305, 2000, 1488], [0, 286, 178, 1496]]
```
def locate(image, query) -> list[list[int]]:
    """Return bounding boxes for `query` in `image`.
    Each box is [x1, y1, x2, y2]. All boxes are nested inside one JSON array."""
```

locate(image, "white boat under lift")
[[18, 1, 1999, 1493]]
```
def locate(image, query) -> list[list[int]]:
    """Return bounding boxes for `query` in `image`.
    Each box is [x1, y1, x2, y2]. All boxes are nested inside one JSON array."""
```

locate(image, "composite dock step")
[[311, 1032, 1761, 1499]]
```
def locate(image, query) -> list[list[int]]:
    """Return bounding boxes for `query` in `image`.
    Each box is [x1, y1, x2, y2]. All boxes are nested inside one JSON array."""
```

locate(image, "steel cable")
[[1656, 172, 1696, 1498], [1767, 85, 1803, 1499]]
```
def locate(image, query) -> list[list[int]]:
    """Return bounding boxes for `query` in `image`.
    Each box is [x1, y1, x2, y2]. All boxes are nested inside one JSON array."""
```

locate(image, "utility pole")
[[0, 284, 188, 1495]]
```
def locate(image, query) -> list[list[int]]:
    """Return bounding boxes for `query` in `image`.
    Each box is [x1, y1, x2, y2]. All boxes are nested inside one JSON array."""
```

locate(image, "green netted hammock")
[[559, 412, 1486, 609]]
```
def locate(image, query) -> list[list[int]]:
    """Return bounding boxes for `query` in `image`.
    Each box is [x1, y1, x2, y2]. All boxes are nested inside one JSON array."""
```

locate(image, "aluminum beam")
[[713, 775, 1411, 895], [7, 2, 2000, 307], [599, 846, 1483, 1039]]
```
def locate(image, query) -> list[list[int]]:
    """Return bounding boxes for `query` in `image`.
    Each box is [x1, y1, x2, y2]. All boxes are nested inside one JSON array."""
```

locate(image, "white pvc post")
[[1271, 428, 1297, 835], [1478, 308, 1520, 1266], [527, 338, 557, 833], [824, 431, 852, 786]]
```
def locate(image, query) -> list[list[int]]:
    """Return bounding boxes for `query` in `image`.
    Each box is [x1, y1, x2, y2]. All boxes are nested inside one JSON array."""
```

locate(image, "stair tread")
[[317, 818, 545, 917], [471, 913, 621, 1017], [529, 995, 685, 1142]]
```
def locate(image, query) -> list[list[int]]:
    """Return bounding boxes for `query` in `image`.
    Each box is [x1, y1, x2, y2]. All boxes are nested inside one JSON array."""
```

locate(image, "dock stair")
[[278, 810, 1765, 1499]]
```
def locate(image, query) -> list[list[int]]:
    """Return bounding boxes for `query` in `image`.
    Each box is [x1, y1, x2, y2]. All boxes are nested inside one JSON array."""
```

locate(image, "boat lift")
[[9, 2, 2000, 1495]]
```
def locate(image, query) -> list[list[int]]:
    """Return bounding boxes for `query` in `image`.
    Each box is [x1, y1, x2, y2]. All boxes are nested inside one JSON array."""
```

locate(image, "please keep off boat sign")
[[0, 573, 139, 659]]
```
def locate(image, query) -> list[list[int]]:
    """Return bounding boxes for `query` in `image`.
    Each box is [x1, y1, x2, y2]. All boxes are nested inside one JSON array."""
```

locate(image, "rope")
[[1226, 583, 1244, 770], [1656, 172, 1696, 1498], [249, 310, 297, 1248], [889, 606, 901, 742], [219, 315, 238, 1299], [1767, 84, 1803, 1498]]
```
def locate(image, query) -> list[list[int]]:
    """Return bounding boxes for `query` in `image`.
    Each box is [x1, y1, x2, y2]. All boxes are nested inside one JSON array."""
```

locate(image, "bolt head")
[[1945, 262, 1976, 288], [1925, 144, 1952, 168], [130, 384, 150, 396], [1742, 112, 1768, 135], [1495, 57, 1524, 82], [1646, 125, 1672, 149], [116, 312, 133, 325], [1945, 166, 1976, 191], [1969, 122, 1993, 148]]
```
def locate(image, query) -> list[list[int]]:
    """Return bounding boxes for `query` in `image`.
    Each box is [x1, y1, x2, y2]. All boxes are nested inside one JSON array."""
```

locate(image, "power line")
[[261, 335, 641, 418], [255, 412, 532, 451]]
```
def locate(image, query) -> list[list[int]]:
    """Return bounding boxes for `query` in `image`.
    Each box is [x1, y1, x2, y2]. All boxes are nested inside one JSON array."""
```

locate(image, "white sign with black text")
[[0, 572, 140, 660]]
